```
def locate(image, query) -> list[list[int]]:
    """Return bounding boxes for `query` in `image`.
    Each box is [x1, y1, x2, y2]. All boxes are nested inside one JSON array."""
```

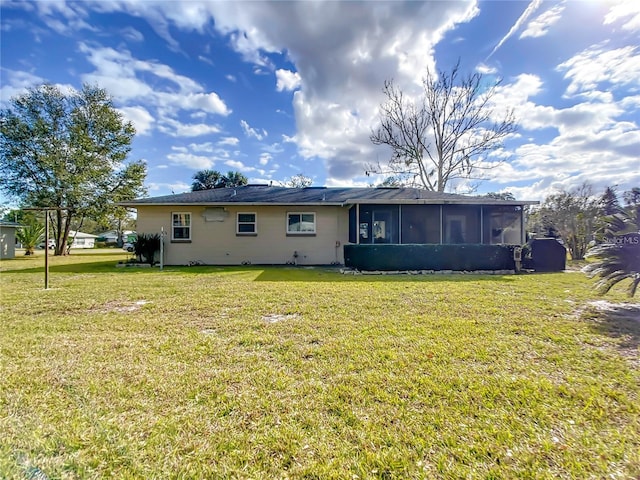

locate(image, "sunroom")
[[348, 203, 524, 245], [345, 203, 526, 271]]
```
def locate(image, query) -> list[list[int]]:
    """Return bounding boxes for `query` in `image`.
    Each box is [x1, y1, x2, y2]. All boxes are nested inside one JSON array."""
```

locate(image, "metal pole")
[[44, 211, 49, 289], [160, 227, 164, 270]]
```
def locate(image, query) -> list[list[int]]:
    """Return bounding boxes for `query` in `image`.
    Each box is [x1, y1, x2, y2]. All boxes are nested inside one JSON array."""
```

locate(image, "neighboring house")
[[122, 186, 538, 271], [0, 221, 21, 259], [96, 229, 136, 244], [68, 230, 97, 249]]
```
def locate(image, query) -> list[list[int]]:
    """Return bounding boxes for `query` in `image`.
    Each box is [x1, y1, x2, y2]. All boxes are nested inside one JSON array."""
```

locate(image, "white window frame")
[[236, 212, 257, 235], [287, 212, 316, 235], [172, 212, 191, 240]]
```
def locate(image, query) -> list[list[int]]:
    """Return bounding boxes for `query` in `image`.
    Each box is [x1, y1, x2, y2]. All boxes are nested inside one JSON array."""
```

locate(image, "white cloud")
[[557, 44, 640, 97], [166, 152, 214, 169], [488, 0, 543, 58], [120, 26, 143, 43], [604, 1, 640, 32], [475, 63, 497, 75], [164, 91, 230, 116], [77, 42, 230, 137], [482, 61, 640, 201], [14, 0, 638, 198], [35, 1, 479, 184], [148, 181, 191, 194], [187, 142, 214, 153], [520, 3, 565, 39], [218, 136, 239, 146], [159, 118, 221, 138], [224, 160, 247, 170], [197, 1, 480, 181], [30, 1, 95, 36], [240, 119, 267, 140], [118, 106, 154, 135], [198, 55, 214, 66], [259, 153, 272, 165], [0, 69, 46, 104], [275, 69, 301, 92], [262, 142, 284, 154], [79, 43, 200, 93]]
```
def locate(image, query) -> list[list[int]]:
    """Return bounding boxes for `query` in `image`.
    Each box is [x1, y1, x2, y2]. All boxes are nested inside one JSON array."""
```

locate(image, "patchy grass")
[[1, 253, 638, 479]]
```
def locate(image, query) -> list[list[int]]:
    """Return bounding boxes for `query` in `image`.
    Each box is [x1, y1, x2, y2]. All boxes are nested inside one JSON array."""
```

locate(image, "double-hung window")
[[237, 212, 257, 235], [172, 212, 191, 240], [287, 212, 316, 235]]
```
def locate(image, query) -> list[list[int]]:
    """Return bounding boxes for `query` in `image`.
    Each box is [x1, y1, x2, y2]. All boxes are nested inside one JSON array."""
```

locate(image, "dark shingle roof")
[[121, 186, 538, 207], [0, 220, 21, 228]]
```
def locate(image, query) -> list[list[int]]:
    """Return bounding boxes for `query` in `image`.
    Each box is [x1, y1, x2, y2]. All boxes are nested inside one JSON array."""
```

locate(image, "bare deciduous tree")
[[369, 61, 517, 192]]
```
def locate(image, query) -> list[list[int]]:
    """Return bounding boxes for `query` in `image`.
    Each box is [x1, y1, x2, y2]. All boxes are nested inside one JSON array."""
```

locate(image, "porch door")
[[372, 209, 397, 243], [446, 215, 466, 244]]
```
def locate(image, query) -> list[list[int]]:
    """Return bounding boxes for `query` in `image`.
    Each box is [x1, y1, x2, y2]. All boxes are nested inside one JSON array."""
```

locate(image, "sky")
[[1, 0, 639, 203]]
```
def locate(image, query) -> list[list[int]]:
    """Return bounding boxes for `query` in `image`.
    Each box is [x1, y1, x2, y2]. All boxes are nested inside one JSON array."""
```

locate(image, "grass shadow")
[[3, 259, 523, 283], [252, 266, 518, 283], [1, 260, 133, 274], [584, 301, 640, 361]]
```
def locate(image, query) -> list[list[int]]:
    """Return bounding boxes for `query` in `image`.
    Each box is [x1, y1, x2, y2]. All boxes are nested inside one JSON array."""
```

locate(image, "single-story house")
[[96, 229, 137, 244], [0, 221, 21, 259], [68, 230, 97, 249], [122, 186, 538, 271]]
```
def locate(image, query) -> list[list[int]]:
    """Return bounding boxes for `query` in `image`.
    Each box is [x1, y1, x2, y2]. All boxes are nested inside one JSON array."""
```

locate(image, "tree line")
[[527, 184, 639, 261]]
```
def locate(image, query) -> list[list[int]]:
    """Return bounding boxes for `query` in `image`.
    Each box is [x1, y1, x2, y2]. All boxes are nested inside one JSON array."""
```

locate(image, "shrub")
[[133, 233, 161, 266], [16, 223, 45, 255], [584, 210, 640, 297]]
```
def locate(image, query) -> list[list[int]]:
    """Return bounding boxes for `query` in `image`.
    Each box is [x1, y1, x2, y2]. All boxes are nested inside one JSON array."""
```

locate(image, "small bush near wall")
[[344, 244, 518, 271], [134, 234, 161, 265]]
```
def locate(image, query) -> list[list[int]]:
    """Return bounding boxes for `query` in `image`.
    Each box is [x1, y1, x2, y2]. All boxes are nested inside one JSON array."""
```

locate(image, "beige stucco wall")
[[136, 205, 351, 265], [0, 226, 17, 259]]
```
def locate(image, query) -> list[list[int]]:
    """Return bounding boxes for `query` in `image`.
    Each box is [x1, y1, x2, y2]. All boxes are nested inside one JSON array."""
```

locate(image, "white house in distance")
[[68, 230, 97, 249], [96, 229, 136, 244]]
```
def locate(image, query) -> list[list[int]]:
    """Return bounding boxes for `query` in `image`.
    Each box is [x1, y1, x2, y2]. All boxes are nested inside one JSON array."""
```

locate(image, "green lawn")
[[1, 251, 638, 479]]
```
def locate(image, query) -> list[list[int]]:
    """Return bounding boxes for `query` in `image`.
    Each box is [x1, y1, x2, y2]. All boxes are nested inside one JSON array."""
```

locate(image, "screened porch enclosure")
[[348, 204, 524, 245]]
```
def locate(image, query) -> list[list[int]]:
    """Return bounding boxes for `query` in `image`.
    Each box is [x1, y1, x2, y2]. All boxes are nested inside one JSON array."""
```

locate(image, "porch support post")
[[356, 204, 360, 245], [480, 206, 484, 244], [439, 205, 443, 244], [398, 204, 402, 244]]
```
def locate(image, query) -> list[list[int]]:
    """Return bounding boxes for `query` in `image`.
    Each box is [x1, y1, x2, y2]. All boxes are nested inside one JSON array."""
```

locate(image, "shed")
[[0, 221, 21, 259]]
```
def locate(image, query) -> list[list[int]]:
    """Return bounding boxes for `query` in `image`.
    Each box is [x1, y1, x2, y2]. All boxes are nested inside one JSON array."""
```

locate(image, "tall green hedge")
[[344, 244, 518, 271]]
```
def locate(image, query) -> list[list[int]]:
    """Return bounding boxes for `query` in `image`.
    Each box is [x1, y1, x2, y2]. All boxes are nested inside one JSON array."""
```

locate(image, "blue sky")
[[1, 0, 639, 202]]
